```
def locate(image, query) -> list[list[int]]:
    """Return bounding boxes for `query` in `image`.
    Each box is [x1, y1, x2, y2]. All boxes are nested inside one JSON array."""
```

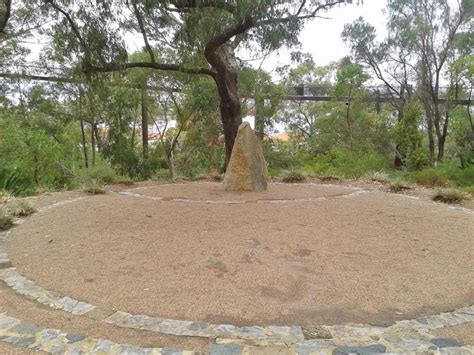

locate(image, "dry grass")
[[432, 189, 467, 204], [0, 209, 13, 231], [5, 199, 36, 217], [0, 190, 13, 204], [388, 181, 412, 193], [364, 171, 390, 184], [116, 179, 135, 186], [317, 175, 342, 182], [83, 179, 106, 195], [282, 171, 307, 183]]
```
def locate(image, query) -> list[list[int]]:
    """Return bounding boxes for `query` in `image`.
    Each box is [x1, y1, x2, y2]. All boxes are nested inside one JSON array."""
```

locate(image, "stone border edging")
[[0, 312, 200, 354], [1, 185, 474, 353]]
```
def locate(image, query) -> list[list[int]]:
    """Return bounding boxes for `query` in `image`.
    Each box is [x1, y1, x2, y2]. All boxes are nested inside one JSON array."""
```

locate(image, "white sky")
[[257, 0, 389, 75]]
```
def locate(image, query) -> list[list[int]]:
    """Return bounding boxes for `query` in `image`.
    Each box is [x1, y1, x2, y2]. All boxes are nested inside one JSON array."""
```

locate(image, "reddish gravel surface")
[[5, 182, 474, 327]]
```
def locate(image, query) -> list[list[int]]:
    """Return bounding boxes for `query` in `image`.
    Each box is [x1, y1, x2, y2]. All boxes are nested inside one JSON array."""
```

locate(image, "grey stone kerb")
[[0, 186, 473, 354]]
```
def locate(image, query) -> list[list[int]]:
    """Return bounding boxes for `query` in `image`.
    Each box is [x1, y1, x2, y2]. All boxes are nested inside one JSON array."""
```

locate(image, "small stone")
[[302, 325, 333, 339], [224, 122, 268, 191]]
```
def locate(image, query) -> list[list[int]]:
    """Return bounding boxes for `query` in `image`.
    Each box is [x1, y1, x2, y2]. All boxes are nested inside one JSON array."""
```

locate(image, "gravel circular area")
[[5, 182, 474, 327]]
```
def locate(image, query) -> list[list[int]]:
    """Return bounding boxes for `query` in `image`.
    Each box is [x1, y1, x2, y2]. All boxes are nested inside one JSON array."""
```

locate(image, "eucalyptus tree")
[[343, 0, 472, 164], [41, 0, 358, 165], [388, 0, 472, 163]]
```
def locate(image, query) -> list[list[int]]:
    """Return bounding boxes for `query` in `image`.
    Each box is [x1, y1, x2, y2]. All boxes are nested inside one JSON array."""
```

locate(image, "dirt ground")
[[5, 182, 474, 328]]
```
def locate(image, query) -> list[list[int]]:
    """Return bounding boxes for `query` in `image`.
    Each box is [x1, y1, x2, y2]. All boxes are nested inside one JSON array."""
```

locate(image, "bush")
[[0, 208, 13, 231], [301, 149, 391, 179], [432, 188, 467, 204], [5, 199, 36, 217], [364, 171, 390, 184], [388, 180, 412, 193], [83, 179, 106, 195], [282, 171, 307, 183], [409, 163, 474, 188], [72, 163, 118, 188]]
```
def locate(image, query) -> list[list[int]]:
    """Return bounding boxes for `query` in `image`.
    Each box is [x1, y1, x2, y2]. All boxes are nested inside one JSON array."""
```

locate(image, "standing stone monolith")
[[224, 122, 268, 191]]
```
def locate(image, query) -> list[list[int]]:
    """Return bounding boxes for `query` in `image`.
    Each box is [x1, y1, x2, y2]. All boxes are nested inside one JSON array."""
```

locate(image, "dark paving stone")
[[369, 320, 396, 328], [161, 349, 183, 355], [10, 323, 43, 335], [334, 344, 387, 354], [416, 317, 429, 325], [210, 344, 244, 355], [66, 333, 87, 343], [430, 338, 461, 348], [13, 337, 36, 347]]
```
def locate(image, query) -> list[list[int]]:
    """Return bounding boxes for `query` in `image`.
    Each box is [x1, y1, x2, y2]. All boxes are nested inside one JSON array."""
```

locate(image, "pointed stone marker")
[[224, 122, 268, 191]]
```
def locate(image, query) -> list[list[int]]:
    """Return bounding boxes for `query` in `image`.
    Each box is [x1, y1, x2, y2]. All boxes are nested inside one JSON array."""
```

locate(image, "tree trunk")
[[437, 111, 449, 162], [79, 95, 89, 168], [205, 46, 242, 167], [141, 87, 149, 160], [254, 96, 264, 139], [166, 150, 175, 181], [90, 122, 96, 167]]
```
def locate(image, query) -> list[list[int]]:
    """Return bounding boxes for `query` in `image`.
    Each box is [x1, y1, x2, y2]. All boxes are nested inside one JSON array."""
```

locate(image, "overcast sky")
[[255, 0, 389, 76]]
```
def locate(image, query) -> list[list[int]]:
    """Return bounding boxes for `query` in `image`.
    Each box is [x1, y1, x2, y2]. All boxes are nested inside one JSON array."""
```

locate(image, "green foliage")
[[72, 163, 118, 187], [301, 148, 391, 179], [408, 162, 474, 188], [392, 102, 427, 170]]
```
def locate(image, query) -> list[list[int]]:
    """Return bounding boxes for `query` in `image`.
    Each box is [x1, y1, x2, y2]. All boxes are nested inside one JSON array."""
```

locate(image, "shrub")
[[0, 208, 13, 231], [432, 189, 467, 204], [282, 171, 307, 183], [72, 164, 118, 188], [116, 178, 135, 186], [409, 163, 474, 188], [301, 149, 391, 179], [83, 179, 106, 195], [5, 199, 36, 217], [364, 171, 390, 184], [388, 181, 412, 193], [0, 190, 13, 204]]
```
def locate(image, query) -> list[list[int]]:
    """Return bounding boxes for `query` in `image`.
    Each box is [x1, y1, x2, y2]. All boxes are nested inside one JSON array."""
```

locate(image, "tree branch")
[[131, 0, 156, 63]]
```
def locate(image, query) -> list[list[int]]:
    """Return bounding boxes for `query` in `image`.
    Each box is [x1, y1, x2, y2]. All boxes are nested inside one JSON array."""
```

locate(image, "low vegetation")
[[282, 171, 307, 183], [83, 179, 106, 195], [0, 209, 13, 231], [432, 189, 468, 204], [4, 199, 36, 217]]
